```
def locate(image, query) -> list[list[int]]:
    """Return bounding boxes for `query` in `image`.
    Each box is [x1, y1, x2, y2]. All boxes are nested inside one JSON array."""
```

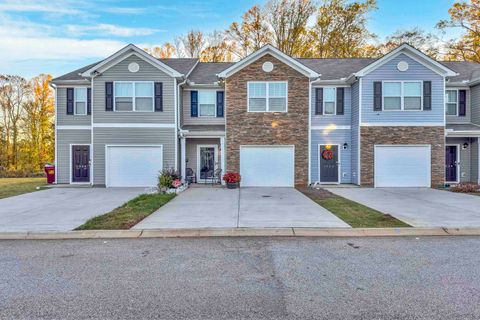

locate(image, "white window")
[[248, 81, 287, 112], [74, 87, 87, 115], [323, 88, 336, 115], [198, 91, 216, 117], [446, 90, 458, 116], [382, 81, 422, 111], [114, 81, 154, 112]]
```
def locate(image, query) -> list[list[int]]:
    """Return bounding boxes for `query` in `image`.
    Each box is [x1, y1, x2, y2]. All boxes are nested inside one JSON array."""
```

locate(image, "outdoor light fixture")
[[463, 142, 469, 149], [343, 143, 348, 149]]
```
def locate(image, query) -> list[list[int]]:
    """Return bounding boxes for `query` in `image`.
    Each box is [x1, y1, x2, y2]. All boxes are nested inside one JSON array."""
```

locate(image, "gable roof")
[[217, 44, 319, 78], [188, 62, 234, 84], [297, 58, 376, 80], [80, 44, 183, 78], [440, 61, 480, 83], [353, 43, 457, 78], [160, 58, 198, 76]]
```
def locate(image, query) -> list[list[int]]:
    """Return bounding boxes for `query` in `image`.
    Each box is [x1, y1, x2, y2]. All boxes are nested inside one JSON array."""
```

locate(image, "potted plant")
[[223, 172, 241, 189]]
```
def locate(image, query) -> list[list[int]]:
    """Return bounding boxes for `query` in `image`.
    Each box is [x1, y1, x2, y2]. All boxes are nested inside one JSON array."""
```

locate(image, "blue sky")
[[0, 0, 460, 78]]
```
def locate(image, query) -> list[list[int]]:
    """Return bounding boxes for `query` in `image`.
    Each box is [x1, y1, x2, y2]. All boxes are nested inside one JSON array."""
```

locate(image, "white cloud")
[[0, 0, 82, 15], [103, 7, 147, 14], [66, 23, 163, 37]]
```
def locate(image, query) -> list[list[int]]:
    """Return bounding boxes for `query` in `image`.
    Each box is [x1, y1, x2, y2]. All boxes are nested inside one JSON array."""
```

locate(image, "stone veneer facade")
[[225, 54, 309, 186], [360, 126, 445, 186]]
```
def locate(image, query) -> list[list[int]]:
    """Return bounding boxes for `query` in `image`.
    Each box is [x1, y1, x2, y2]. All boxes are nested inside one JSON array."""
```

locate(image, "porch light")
[[343, 143, 348, 150], [325, 145, 332, 150], [463, 142, 469, 149]]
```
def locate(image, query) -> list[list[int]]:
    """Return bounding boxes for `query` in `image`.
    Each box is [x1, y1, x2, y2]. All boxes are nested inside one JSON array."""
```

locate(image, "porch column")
[[220, 136, 226, 185], [181, 137, 186, 183]]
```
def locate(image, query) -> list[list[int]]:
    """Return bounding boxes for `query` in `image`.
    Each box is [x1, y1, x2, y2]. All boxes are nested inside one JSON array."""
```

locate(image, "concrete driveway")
[[327, 187, 480, 228], [133, 187, 350, 229], [0, 188, 144, 232]]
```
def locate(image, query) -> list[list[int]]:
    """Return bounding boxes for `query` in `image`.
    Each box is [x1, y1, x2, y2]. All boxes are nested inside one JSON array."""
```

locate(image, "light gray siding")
[[185, 138, 221, 180], [446, 137, 479, 183], [471, 84, 480, 125], [182, 88, 225, 126], [471, 138, 479, 183], [311, 129, 352, 184], [351, 81, 360, 185], [92, 127, 176, 185], [56, 129, 91, 184], [361, 53, 444, 123], [56, 87, 91, 126], [93, 55, 175, 124], [446, 87, 471, 124], [311, 86, 352, 126]]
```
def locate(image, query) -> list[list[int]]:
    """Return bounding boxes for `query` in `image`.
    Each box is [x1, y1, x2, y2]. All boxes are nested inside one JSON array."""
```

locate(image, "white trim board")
[[92, 123, 176, 128], [311, 125, 351, 130], [57, 125, 92, 130], [361, 122, 444, 127]]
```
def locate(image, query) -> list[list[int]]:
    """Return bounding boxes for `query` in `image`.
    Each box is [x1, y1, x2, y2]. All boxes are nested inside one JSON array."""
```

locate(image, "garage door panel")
[[375, 146, 430, 188], [107, 146, 163, 187], [240, 146, 294, 187]]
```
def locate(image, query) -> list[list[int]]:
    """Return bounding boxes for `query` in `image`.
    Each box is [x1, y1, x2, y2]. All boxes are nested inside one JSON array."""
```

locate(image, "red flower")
[[223, 172, 241, 183]]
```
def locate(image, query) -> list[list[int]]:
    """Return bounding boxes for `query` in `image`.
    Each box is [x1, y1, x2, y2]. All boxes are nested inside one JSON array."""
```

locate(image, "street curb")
[[0, 227, 480, 240]]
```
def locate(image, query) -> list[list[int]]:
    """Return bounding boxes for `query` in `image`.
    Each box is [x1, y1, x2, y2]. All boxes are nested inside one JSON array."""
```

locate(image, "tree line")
[[146, 0, 480, 63]]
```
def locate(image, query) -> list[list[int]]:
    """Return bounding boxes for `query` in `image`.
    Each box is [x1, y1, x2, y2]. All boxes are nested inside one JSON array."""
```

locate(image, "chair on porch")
[[186, 168, 196, 184], [209, 168, 222, 186]]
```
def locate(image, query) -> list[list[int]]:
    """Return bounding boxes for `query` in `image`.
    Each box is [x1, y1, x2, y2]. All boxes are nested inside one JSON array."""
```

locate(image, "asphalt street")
[[1, 237, 479, 319]]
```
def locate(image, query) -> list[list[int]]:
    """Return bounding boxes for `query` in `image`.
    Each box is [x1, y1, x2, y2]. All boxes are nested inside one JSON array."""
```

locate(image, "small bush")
[[450, 183, 480, 193], [158, 168, 181, 190]]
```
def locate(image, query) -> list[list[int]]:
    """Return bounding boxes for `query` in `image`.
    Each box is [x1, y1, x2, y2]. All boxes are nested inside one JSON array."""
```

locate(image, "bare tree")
[[145, 43, 177, 58], [175, 30, 206, 58], [201, 31, 235, 62]]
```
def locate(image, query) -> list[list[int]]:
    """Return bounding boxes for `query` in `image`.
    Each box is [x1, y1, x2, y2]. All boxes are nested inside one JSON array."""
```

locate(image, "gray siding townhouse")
[[51, 43, 480, 188]]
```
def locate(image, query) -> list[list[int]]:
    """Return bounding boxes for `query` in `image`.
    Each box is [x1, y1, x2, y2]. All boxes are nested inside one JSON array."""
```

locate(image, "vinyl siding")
[[471, 138, 479, 183], [186, 138, 221, 181], [92, 127, 176, 185], [446, 137, 478, 183], [471, 84, 480, 125], [56, 86, 91, 126], [56, 129, 91, 184], [311, 86, 352, 127], [446, 87, 471, 124], [93, 55, 175, 124], [351, 81, 360, 184], [311, 129, 352, 184], [361, 53, 444, 123], [182, 87, 225, 126]]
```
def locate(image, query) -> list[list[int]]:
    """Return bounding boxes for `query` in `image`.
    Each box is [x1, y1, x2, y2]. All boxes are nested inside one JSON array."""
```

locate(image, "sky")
[[0, 0, 461, 78]]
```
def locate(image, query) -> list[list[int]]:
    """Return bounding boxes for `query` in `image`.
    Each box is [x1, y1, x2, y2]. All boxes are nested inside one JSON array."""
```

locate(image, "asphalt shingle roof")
[[159, 58, 198, 76], [297, 58, 376, 80], [188, 62, 234, 84], [440, 61, 480, 83]]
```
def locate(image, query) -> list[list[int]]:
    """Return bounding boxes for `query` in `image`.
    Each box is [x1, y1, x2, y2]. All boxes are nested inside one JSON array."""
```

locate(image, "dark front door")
[[72, 145, 90, 183], [445, 145, 458, 182], [320, 145, 339, 183], [199, 146, 216, 180]]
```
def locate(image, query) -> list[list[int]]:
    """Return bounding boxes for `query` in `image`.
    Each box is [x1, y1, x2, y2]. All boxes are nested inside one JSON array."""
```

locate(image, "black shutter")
[[154, 82, 163, 112], [105, 82, 113, 111], [374, 81, 382, 111], [315, 88, 323, 115], [423, 81, 431, 110], [87, 88, 91, 115], [66, 88, 74, 115], [216, 91, 224, 117], [336, 88, 344, 115], [191, 91, 198, 117], [459, 90, 466, 116]]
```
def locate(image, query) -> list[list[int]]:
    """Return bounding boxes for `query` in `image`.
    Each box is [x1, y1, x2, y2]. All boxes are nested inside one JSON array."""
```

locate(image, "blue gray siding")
[[56, 87, 91, 126], [311, 129, 352, 184], [182, 87, 225, 126], [471, 84, 480, 125], [446, 137, 479, 183], [92, 55, 175, 124], [361, 53, 444, 123], [311, 86, 352, 126], [56, 129, 91, 184], [351, 81, 360, 184], [446, 87, 471, 124]]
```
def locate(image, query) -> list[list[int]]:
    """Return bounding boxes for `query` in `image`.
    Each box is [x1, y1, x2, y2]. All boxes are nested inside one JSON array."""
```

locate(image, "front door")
[[320, 145, 339, 183], [198, 145, 217, 181], [445, 145, 458, 182], [72, 145, 90, 183]]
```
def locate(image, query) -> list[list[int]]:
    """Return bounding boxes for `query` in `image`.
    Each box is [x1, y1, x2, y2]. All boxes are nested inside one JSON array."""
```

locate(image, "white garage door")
[[240, 146, 294, 187], [374, 145, 431, 187], [106, 146, 163, 187]]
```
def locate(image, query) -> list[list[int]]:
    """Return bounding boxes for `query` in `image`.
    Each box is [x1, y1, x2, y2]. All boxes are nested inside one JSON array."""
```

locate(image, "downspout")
[[90, 73, 97, 185], [177, 78, 187, 175], [50, 82, 58, 184]]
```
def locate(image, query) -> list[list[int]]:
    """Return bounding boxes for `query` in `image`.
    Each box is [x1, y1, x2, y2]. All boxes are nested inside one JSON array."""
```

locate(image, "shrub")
[[157, 168, 181, 190], [450, 183, 480, 193], [158, 175, 173, 189], [223, 172, 241, 184]]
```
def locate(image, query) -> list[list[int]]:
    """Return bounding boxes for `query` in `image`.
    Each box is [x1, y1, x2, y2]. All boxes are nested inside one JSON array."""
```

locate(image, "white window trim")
[[198, 90, 217, 118], [382, 80, 423, 112], [247, 81, 288, 113], [445, 89, 459, 116], [113, 81, 154, 112], [74, 87, 87, 116], [323, 87, 337, 116]]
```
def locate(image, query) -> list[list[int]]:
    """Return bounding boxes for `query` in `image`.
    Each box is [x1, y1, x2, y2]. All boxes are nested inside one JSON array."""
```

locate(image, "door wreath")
[[322, 149, 334, 160]]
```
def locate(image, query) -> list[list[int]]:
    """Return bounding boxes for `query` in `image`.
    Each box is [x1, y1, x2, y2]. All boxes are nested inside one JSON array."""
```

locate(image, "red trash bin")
[[44, 164, 55, 184]]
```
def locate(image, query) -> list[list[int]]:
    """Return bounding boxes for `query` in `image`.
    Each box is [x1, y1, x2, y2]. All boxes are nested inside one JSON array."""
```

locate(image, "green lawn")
[[298, 187, 411, 228], [76, 193, 176, 230], [0, 177, 46, 200]]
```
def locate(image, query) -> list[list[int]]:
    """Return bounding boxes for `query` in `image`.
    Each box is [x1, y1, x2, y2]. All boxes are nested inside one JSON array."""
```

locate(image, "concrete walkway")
[[0, 188, 144, 232], [327, 187, 480, 228], [133, 187, 350, 229]]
